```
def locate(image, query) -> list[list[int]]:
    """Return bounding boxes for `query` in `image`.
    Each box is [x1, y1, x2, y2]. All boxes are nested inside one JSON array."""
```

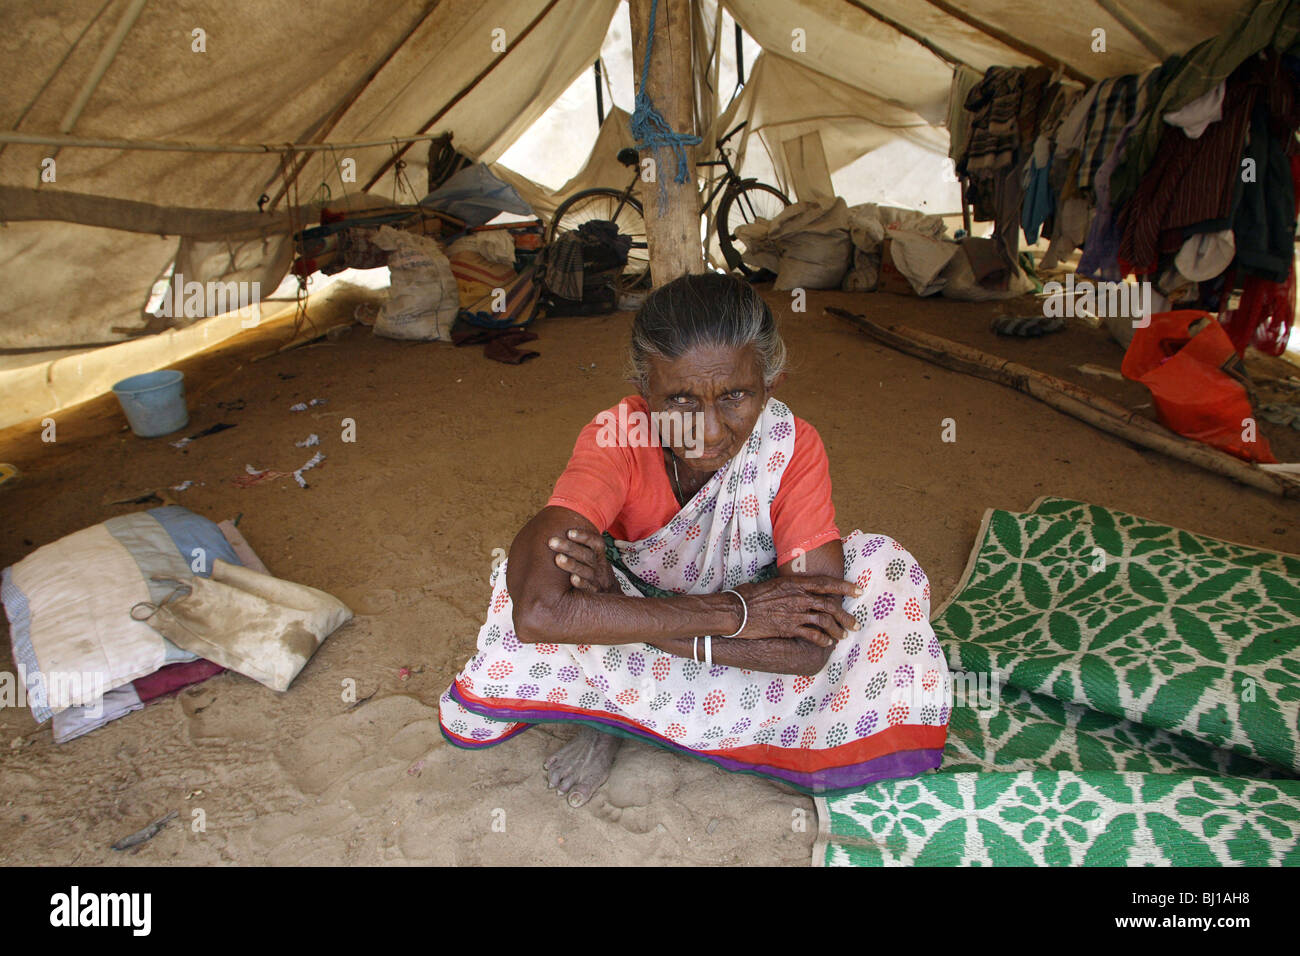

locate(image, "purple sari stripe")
[[446, 683, 944, 792]]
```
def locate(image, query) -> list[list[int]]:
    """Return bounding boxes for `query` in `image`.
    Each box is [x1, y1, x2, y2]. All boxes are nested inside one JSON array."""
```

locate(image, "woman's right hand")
[[729, 576, 862, 647]]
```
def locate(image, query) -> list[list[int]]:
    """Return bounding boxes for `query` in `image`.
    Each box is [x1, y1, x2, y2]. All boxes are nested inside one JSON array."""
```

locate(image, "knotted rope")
[[629, 0, 700, 209]]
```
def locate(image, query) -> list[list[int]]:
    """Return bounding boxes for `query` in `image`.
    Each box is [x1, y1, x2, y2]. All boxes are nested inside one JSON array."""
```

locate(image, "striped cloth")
[[537, 233, 584, 301], [1117, 75, 1258, 276], [1075, 70, 1163, 193]]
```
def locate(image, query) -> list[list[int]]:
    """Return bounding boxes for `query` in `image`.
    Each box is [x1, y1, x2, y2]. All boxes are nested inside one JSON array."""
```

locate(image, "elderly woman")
[[439, 273, 949, 805]]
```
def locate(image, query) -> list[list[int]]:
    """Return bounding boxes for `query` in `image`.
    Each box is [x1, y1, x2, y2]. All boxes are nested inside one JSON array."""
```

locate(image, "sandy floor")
[[1, 284, 1297, 866]]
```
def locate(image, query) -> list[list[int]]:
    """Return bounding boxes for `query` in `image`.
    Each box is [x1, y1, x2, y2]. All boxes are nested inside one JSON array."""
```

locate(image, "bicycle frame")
[[605, 120, 752, 244]]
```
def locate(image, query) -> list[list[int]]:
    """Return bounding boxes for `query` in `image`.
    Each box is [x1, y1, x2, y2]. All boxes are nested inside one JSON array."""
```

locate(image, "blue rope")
[[629, 0, 701, 208]]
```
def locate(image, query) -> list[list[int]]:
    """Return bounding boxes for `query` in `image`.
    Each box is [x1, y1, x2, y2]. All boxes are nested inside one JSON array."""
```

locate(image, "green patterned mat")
[[815, 497, 1300, 866]]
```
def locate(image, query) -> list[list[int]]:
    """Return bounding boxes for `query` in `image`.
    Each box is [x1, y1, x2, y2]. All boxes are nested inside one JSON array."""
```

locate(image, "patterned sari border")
[[445, 681, 945, 794]]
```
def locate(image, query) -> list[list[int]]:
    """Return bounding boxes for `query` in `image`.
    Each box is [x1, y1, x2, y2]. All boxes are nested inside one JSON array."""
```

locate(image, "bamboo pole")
[[0, 129, 469, 155], [59, 0, 149, 134], [826, 307, 1300, 500], [840, 0, 967, 71], [262, 0, 441, 209]]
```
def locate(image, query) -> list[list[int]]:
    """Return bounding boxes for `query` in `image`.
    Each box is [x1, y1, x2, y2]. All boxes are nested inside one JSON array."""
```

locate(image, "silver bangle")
[[704, 635, 713, 666], [693, 635, 700, 662], [721, 588, 748, 639]]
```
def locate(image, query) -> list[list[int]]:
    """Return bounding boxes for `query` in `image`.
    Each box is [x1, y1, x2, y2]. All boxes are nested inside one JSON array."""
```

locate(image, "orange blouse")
[[548, 396, 840, 565]]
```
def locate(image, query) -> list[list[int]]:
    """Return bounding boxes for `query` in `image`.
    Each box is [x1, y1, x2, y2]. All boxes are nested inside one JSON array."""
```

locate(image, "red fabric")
[[1122, 310, 1276, 463], [1221, 269, 1296, 357], [1218, 154, 1300, 358], [548, 396, 840, 565], [133, 659, 225, 702]]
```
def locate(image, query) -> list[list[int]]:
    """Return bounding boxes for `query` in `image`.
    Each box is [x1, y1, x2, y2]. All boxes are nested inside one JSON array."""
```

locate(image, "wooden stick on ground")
[[826, 307, 1300, 500], [251, 322, 353, 363]]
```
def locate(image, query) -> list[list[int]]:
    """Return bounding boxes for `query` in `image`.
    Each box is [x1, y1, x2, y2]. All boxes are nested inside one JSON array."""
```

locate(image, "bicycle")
[[544, 121, 790, 285]]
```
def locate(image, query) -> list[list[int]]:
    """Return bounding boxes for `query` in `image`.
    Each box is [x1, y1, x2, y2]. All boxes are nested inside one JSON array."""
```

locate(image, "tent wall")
[[0, 0, 1259, 357], [0, 0, 618, 348]]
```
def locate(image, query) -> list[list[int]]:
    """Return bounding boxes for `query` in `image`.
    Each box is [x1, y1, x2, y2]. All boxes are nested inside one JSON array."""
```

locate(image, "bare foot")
[[544, 726, 621, 808]]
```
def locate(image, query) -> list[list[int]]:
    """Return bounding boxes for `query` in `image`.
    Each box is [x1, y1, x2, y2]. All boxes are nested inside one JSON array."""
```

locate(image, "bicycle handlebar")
[[716, 120, 748, 150]]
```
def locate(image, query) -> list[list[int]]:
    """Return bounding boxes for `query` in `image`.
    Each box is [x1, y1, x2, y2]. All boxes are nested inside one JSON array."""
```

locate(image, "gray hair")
[[628, 273, 787, 390]]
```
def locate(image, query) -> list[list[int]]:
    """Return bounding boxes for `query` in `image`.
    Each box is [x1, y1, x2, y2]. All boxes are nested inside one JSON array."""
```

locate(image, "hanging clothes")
[[1163, 81, 1226, 138], [1221, 268, 1298, 357], [1021, 136, 1054, 244], [1016, 66, 1054, 152], [960, 67, 1029, 271], [1077, 115, 1143, 282], [947, 64, 984, 167], [1077, 73, 1147, 193], [1232, 53, 1300, 283], [960, 67, 1024, 185], [1110, 0, 1300, 212], [1117, 71, 1259, 277]]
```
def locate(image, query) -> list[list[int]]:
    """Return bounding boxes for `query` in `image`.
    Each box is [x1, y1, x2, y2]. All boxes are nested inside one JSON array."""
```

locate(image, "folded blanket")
[[815, 496, 1300, 866], [2, 507, 240, 723]]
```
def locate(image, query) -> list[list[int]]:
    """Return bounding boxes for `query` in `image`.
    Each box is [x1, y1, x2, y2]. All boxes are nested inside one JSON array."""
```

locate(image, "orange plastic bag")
[[1121, 310, 1276, 463]]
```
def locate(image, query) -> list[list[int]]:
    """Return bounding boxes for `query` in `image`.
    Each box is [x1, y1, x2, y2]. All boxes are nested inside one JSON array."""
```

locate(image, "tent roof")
[[0, 0, 1257, 351]]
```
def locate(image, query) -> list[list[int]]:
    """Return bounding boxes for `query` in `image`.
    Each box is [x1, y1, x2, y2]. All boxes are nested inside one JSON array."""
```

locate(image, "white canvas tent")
[[0, 0, 1267, 427]]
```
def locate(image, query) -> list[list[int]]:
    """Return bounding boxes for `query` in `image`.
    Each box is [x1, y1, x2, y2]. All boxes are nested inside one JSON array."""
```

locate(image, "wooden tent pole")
[[263, 0, 441, 210], [360, 0, 564, 193], [1094, 0, 1168, 61], [629, 0, 705, 285], [841, 0, 969, 71], [826, 307, 1300, 499], [919, 0, 1094, 85]]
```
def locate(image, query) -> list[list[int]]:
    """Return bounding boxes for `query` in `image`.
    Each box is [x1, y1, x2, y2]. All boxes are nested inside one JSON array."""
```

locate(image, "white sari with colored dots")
[[439, 398, 950, 794]]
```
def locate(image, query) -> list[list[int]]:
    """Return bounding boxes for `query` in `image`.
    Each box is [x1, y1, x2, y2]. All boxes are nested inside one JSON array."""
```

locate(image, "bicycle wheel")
[[716, 181, 790, 276], [547, 187, 650, 286]]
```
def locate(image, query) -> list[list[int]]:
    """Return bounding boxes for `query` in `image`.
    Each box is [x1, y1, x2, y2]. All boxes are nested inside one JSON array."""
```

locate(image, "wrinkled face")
[[641, 343, 774, 476]]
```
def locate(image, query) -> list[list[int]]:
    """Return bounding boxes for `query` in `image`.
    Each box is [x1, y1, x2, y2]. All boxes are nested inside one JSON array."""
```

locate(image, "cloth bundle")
[[139, 560, 352, 693], [536, 220, 630, 316], [2, 508, 255, 742], [732, 199, 852, 290]]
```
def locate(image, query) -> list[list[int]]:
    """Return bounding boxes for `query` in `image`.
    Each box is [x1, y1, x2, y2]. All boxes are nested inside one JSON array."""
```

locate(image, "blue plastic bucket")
[[111, 370, 189, 437]]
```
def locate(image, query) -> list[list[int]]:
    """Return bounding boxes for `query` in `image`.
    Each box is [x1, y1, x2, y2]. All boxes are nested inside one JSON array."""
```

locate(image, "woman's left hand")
[[547, 528, 619, 594]]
